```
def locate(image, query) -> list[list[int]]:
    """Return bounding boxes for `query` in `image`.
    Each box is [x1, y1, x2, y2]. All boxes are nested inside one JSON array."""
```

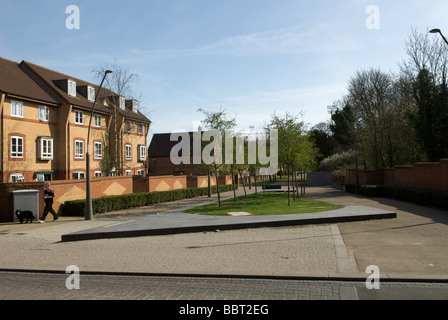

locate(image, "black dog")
[[15, 210, 35, 224]]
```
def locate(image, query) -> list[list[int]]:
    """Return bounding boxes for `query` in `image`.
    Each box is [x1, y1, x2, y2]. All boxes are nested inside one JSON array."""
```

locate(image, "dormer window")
[[88, 86, 95, 102], [126, 99, 139, 113], [132, 100, 138, 113], [68, 80, 77, 97], [119, 96, 125, 110]]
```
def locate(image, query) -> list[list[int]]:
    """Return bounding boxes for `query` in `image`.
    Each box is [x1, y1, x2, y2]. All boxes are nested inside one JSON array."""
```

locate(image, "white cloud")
[[192, 25, 310, 56], [124, 22, 363, 61]]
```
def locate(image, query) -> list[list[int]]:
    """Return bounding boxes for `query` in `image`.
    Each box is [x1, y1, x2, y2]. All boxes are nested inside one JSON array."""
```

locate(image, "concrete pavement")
[[60, 205, 395, 242], [0, 187, 394, 277], [306, 187, 448, 277]]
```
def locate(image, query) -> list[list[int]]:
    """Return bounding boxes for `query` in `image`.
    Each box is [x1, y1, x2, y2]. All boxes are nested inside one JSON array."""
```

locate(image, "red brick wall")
[[187, 175, 216, 188], [148, 175, 187, 192], [0, 176, 134, 221], [346, 159, 448, 192], [0, 173, 235, 222]]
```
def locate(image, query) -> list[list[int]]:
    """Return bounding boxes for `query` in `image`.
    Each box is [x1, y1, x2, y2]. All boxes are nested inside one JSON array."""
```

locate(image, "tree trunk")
[[254, 168, 258, 195], [215, 170, 221, 207], [239, 170, 247, 197], [287, 166, 291, 206], [232, 169, 236, 202], [292, 169, 296, 202]]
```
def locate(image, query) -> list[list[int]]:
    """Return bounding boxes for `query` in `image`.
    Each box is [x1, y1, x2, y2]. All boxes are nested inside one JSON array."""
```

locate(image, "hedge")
[[345, 184, 448, 209], [59, 184, 236, 217]]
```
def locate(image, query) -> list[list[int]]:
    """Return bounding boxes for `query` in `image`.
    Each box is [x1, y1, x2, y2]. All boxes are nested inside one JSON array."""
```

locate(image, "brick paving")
[[2, 271, 448, 300], [0, 224, 341, 275]]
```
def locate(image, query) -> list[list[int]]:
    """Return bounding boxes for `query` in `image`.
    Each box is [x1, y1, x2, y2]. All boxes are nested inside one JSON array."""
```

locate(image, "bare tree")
[[400, 28, 448, 85], [346, 68, 422, 168], [93, 60, 140, 175], [400, 28, 448, 161]]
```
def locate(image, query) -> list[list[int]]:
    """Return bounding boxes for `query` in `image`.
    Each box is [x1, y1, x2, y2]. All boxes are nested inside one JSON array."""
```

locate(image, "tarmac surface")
[[1, 185, 448, 300]]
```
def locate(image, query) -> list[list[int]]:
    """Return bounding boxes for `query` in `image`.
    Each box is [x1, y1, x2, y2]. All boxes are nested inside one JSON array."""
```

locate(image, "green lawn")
[[185, 192, 344, 216]]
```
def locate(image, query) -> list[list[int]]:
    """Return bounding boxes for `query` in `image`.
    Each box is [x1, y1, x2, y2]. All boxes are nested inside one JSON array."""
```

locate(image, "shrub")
[[58, 184, 235, 217]]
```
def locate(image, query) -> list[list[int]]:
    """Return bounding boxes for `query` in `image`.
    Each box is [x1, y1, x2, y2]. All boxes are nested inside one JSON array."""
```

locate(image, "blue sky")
[[1, 0, 448, 138]]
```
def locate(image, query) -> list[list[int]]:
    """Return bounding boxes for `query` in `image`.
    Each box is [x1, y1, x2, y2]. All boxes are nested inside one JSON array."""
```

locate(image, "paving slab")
[[61, 206, 396, 242]]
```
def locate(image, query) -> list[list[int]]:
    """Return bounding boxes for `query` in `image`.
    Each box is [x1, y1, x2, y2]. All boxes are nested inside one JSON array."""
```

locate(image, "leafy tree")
[[268, 112, 317, 206], [410, 69, 448, 161], [198, 107, 237, 207], [310, 122, 334, 164], [329, 102, 356, 152]]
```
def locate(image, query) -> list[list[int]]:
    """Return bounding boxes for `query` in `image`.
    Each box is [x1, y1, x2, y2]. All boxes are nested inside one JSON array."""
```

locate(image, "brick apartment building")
[[0, 57, 151, 183]]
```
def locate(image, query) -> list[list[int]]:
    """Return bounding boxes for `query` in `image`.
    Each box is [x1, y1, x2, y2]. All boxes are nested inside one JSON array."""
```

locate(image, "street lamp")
[[430, 28, 448, 46], [85, 70, 113, 220]]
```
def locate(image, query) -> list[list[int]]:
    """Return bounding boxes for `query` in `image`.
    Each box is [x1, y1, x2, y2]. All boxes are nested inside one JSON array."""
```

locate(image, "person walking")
[[40, 183, 58, 223]]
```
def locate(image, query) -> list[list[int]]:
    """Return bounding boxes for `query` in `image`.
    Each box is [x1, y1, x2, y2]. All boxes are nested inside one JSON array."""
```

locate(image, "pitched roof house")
[[0, 57, 151, 182], [148, 132, 207, 176]]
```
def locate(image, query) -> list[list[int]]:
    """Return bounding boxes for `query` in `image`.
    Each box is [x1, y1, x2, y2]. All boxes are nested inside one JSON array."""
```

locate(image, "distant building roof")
[[148, 132, 195, 157]]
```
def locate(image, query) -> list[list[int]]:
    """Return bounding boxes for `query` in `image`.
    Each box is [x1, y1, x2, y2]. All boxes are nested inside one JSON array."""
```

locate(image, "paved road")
[[2, 271, 448, 301]]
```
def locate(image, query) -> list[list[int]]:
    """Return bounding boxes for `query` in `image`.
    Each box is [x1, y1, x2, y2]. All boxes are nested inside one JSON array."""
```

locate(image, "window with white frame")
[[39, 138, 54, 160], [94, 171, 102, 177], [137, 169, 145, 177], [94, 142, 102, 159], [125, 144, 132, 160], [125, 170, 132, 176], [138, 145, 147, 161], [72, 172, 86, 179], [11, 100, 24, 118], [35, 173, 53, 182], [11, 136, 24, 158], [94, 114, 102, 128], [75, 140, 84, 159], [68, 80, 77, 97], [38, 105, 49, 122], [88, 86, 95, 102], [75, 110, 83, 125], [10, 173, 24, 183]]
